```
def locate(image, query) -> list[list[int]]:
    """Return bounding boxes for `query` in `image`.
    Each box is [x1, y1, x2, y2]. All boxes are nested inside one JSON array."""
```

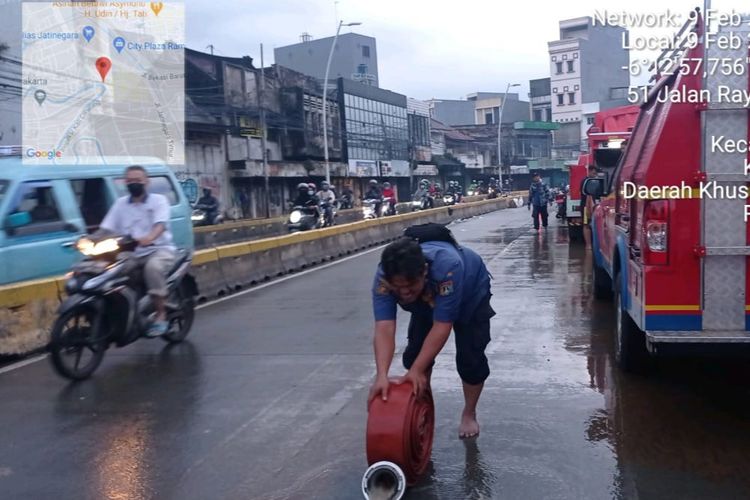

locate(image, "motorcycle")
[[443, 193, 457, 206], [382, 197, 396, 216], [411, 193, 434, 211], [555, 189, 567, 219], [49, 235, 198, 380], [339, 193, 354, 210], [320, 199, 337, 227], [191, 203, 224, 226], [362, 198, 383, 219], [487, 186, 498, 199], [287, 204, 324, 232]]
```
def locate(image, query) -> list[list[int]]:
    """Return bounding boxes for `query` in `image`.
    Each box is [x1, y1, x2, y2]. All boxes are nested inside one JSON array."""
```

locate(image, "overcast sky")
[[186, 0, 750, 101]]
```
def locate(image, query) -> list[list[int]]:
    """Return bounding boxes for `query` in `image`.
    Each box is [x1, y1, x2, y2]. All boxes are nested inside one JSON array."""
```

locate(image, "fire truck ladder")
[[700, 14, 750, 333]]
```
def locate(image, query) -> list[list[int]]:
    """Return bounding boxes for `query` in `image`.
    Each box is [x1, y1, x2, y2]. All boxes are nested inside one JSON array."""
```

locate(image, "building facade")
[[274, 33, 378, 87], [548, 17, 629, 151], [529, 78, 552, 123]]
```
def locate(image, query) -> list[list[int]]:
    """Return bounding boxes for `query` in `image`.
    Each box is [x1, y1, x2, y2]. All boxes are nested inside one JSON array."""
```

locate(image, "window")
[[362, 45, 370, 58], [0, 180, 7, 206], [115, 175, 179, 205], [4, 181, 69, 236], [485, 112, 494, 124], [567, 61, 574, 72], [70, 178, 110, 233], [557, 94, 564, 105], [568, 92, 576, 104], [555, 62, 563, 74], [534, 109, 543, 121], [587, 117, 595, 125]]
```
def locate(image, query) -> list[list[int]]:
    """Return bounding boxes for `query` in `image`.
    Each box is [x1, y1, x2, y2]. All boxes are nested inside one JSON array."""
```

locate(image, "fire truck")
[[567, 106, 640, 242], [584, 11, 750, 371]]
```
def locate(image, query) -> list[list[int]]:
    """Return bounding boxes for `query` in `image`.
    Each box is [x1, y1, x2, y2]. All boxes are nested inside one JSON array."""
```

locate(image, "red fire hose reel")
[[366, 380, 435, 486]]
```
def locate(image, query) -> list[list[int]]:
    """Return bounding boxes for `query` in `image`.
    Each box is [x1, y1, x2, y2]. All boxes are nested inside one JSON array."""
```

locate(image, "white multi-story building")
[[548, 17, 629, 151]]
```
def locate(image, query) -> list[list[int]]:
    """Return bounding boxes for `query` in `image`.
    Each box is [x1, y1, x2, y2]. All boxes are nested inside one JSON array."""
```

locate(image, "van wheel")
[[593, 257, 613, 300], [614, 273, 651, 373]]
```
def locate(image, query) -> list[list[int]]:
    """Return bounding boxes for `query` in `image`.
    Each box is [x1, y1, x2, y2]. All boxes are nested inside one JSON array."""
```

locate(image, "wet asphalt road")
[[3, 206, 750, 499]]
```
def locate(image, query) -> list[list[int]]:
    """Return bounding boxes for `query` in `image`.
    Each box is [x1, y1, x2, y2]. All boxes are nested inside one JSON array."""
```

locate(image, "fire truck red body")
[[587, 13, 750, 371], [567, 106, 639, 241]]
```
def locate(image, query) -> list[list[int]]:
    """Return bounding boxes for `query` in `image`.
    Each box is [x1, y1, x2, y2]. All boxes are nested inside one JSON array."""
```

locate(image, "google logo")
[[26, 148, 62, 160]]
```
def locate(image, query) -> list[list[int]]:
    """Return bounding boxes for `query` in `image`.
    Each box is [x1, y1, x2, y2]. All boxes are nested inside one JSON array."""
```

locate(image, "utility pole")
[[259, 44, 270, 218]]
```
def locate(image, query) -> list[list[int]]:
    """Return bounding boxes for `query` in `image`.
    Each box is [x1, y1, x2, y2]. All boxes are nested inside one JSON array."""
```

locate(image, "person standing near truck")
[[580, 165, 599, 249], [528, 172, 551, 231]]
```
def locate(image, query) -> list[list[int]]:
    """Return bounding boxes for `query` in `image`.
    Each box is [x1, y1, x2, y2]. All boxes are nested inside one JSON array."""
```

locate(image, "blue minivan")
[[0, 155, 194, 285]]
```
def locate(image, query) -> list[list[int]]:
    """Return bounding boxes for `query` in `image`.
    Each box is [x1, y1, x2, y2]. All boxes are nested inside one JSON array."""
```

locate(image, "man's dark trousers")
[[532, 204, 548, 229]]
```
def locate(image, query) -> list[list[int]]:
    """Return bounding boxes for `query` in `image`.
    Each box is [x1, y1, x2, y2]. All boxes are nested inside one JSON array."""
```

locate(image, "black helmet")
[[321, 181, 330, 190], [383, 182, 391, 188]]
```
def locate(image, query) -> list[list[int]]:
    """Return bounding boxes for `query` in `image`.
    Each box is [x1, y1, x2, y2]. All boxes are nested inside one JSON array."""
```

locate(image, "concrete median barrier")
[[0, 196, 516, 356]]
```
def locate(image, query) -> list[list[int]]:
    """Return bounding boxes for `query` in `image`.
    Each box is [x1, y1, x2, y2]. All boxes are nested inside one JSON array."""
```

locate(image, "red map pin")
[[95, 57, 112, 82]]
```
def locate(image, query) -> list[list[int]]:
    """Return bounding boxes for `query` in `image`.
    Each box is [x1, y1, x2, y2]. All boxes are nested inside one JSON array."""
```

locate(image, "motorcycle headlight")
[[191, 213, 205, 222], [289, 210, 302, 224], [77, 237, 119, 256]]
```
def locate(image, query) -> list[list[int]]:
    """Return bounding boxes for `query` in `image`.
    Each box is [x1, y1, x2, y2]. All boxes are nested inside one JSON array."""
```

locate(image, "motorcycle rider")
[[196, 187, 219, 225], [341, 184, 354, 209], [293, 182, 320, 213], [414, 179, 433, 209], [364, 179, 383, 217], [381, 181, 396, 216], [99, 165, 176, 337], [316, 181, 337, 225]]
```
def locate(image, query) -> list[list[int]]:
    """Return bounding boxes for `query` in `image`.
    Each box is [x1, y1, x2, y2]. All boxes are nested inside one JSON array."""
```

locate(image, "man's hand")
[[398, 369, 428, 397], [368, 375, 391, 407], [137, 237, 153, 247]]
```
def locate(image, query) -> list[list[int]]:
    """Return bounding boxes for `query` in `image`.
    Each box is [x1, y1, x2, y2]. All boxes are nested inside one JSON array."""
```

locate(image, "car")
[[0, 154, 194, 285]]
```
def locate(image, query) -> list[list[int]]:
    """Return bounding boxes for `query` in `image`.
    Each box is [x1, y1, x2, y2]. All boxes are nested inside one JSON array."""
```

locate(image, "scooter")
[[287, 204, 323, 232], [191, 204, 224, 226], [49, 235, 198, 380]]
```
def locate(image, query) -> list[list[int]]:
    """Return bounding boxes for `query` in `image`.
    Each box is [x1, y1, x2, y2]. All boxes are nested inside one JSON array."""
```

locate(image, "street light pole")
[[497, 82, 520, 184], [323, 20, 361, 185]]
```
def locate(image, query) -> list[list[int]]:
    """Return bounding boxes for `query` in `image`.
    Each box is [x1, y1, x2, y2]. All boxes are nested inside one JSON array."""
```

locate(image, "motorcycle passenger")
[[196, 188, 219, 225], [414, 179, 433, 209], [99, 165, 176, 338], [293, 182, 316, 207], [317, 181, 337, 224], [381, 181, 396, 215], [364, 179, 383, 217]]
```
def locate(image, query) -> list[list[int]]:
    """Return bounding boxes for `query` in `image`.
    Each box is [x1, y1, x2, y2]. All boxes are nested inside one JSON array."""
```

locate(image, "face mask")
[[127, 183, 145, 197], [308, 190, 314, 196]]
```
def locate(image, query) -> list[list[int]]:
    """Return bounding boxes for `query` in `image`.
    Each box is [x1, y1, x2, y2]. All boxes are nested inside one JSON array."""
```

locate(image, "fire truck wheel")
[[593, 258, 613, 300], [614, 273, 651, 373]]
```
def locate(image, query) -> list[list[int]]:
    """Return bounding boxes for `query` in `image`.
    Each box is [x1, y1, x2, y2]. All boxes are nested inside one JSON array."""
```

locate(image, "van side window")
[[71, 178, 110, 233], [4, 181, 67, 236], [114, 175, 179, 206]]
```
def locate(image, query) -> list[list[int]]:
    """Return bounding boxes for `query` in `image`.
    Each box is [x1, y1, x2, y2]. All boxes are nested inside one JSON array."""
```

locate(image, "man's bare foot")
[[459, 411, 480, 439]]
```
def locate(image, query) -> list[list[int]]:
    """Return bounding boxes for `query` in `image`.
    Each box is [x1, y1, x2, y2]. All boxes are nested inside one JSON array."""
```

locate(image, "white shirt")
[[100, 193, 175, 256], [317, 189, 336, 203]]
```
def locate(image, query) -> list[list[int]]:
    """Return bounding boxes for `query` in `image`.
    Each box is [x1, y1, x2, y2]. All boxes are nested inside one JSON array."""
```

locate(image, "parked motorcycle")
[[287, 204, 323, 232], [49, 235, 198, 380], [191, 203, 224, 226]]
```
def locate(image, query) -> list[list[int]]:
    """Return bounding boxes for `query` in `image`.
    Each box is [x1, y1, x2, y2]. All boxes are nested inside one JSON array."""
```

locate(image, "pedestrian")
[[368, 225, 495, 439], [528, 172, 551, 230]]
